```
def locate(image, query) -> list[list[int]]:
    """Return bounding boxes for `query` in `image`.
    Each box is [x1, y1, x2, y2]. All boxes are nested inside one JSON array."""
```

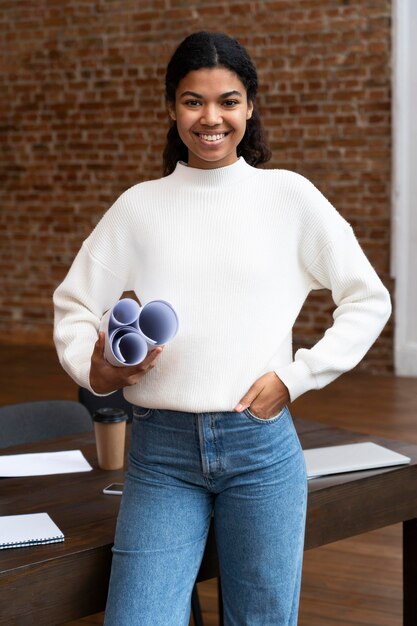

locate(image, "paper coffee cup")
[[93, 408, 128, 470]]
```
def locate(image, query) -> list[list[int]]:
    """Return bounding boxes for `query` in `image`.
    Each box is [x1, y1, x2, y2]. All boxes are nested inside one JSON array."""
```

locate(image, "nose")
[[200, 104, 222, 126]]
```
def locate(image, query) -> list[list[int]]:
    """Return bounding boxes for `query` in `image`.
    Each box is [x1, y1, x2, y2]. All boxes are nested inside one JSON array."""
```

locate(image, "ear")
[[246, 101, 254, 120], [167, 103, 176, 121]]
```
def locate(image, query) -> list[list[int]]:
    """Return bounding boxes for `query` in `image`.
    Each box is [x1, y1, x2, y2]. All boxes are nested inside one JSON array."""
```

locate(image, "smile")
[[194, 132, 230, 143]]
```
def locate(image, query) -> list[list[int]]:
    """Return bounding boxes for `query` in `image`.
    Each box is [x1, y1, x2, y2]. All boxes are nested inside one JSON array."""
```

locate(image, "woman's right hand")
[[89, 331, 164, 395]]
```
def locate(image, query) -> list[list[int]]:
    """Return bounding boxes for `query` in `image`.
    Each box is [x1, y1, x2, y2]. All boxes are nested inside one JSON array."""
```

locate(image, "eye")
[[184, 100, 201, 107], [223, 100, 239, 107]]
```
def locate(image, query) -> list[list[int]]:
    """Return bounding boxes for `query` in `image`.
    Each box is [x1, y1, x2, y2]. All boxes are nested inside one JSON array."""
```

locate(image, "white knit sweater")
[[53, 157, 391, 411]]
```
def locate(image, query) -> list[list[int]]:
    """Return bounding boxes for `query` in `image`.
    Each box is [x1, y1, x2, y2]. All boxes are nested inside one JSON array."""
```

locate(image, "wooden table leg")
[[403, 519, 417, 626], [191, 584, 204, 626], [218, 577, 224, 626]]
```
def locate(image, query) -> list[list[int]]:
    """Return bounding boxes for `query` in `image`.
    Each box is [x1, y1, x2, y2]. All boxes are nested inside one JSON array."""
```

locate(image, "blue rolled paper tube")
[[138, 300, 179, 346]]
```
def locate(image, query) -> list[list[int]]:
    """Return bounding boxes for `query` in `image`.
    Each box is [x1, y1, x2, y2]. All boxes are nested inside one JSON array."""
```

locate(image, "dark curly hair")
[[163, 31, 271, 176]]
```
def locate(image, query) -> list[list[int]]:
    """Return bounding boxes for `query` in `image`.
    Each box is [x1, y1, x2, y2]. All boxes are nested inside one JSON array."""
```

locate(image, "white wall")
[[392, 0, 417, 376]]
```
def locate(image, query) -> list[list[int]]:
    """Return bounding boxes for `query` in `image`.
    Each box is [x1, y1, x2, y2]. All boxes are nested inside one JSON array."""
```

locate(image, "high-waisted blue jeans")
[[104, 405, 307, 626]]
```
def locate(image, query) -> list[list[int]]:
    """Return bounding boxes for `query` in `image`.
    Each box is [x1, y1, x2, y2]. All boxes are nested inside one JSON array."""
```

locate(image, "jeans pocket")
[[132, 406, 155, 421], [243, 405, 287, 424]]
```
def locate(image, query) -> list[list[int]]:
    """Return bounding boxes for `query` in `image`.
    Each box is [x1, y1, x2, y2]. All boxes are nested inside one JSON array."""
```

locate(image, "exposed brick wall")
[[0, 0, 393, 374]]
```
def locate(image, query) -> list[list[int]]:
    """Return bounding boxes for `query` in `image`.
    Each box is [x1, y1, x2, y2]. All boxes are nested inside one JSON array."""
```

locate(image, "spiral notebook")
[[0, 513, 64, 549]]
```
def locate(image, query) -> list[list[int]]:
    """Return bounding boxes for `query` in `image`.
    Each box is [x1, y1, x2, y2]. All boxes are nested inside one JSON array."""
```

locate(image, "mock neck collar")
[[171, 157, 255, 188]]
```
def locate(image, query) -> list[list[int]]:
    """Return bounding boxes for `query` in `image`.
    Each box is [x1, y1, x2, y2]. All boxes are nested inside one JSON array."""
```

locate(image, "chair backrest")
[[78, 387, 133, 422], [0, 400, 93, 448]]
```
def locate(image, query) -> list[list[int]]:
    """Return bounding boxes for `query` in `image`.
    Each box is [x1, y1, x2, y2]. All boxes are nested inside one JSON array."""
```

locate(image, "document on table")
[[0, 449, 93, 477], [304, 441, 411, 479], [0, 513, 64, 549]]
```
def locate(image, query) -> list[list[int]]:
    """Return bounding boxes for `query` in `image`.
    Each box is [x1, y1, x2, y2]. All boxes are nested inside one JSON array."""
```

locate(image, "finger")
[[234, 382, 263, 412], [124, 347, 164, 385], [144, 346, 164, 364], [98, 331, 105, 352], [92, 331, 105, 357], [125, 346, 163, 374]]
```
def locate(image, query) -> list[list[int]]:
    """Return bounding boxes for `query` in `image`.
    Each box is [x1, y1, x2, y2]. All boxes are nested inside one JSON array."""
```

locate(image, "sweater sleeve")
[[275, 189, 391, 401], [53, 194, 133, 393]]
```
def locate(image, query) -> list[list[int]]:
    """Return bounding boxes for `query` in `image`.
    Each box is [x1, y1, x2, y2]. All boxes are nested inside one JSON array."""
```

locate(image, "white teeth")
[[199, 133, 226, 141]]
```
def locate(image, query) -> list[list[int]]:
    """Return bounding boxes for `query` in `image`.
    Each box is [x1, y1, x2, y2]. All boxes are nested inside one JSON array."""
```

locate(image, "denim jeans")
[[104, 406, 307, 626]]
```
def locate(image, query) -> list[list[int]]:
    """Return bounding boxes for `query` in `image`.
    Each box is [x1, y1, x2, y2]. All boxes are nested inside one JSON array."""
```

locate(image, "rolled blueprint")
[[138, 300, 179, 346], [99, 298, 179, 367]]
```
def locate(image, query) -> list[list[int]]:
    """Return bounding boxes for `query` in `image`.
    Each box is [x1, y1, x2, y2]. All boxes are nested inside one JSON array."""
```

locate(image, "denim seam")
[[132, 407, 154, 420], [244, 406, 287, 424], [210, 413, 222, 473]]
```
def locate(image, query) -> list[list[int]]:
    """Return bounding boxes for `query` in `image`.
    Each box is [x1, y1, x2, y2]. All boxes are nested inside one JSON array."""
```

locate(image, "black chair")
[[0, 399, 93, 449], [78, 387, 134, 422], [78, 386, 205, 625]]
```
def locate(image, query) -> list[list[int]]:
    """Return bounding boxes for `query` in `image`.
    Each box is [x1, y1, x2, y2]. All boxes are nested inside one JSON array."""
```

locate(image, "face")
[[168, 67, 254, 169]]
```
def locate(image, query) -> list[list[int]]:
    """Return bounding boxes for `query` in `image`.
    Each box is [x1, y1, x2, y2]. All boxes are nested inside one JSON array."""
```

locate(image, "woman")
[[53, 31, 391, 626]]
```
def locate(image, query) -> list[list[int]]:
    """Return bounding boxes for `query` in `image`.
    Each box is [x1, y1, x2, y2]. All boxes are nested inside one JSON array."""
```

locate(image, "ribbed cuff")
[[69, 359, 114, 398], [274, 359, 318, 402]]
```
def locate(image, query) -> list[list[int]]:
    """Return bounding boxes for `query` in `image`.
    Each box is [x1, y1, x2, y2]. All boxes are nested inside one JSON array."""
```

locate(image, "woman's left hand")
[[234, 372, 290, 419]]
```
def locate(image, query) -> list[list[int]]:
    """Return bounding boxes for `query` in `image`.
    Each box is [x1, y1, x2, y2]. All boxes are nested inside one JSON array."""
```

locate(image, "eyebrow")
[[179, 90, 243, 99]]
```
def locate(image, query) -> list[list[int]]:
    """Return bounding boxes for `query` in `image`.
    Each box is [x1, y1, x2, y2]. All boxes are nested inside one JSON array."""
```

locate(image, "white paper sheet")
[[0, 449, 93, 477]]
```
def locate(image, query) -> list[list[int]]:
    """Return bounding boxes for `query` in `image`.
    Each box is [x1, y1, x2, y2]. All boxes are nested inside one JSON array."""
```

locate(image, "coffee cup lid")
[[93, 408, 128, 423]]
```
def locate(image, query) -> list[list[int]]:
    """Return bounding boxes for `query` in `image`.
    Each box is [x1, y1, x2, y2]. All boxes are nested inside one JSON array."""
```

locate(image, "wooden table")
[[1, 418, 417, 625]]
